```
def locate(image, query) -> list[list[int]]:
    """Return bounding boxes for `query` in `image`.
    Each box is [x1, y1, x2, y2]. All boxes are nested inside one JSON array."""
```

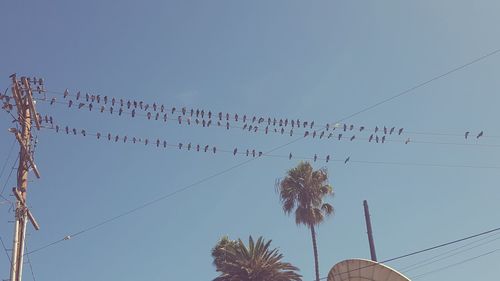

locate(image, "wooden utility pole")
[[363, 200, 377, 262], [8, 74, 41, 281]]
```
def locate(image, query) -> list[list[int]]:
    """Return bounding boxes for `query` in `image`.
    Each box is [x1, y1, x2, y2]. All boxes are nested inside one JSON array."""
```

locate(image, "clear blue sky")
[[1, 1, 500, 280]]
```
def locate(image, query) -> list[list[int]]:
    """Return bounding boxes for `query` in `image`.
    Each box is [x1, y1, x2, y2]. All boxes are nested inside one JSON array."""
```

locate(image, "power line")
[[0, 138, 16, 181], [410, 249, 499, 280], [23, 46, 500, 256], [0, 235, 11, 264], [321, 226, 500, 280]]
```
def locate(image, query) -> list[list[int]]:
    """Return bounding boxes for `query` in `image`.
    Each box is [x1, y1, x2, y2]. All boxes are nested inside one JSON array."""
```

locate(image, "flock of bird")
[[27, 89, 424, 145], [36, 114, 347, 164]]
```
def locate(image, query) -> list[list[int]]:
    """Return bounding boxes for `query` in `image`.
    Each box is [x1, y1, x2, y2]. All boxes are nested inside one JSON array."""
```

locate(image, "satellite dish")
[[327, 259, 410, 281]]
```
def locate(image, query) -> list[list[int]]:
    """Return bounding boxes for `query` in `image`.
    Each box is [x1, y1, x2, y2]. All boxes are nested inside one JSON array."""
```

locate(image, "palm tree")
[[211, 235, 302, 281], [276, 162, 334, 281]]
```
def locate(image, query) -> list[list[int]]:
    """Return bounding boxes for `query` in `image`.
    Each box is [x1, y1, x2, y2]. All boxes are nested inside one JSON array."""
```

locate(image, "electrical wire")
[[0, 138, 16, 181], [320, 226, 500, 280], [0, 234, 11, 264], [410, 249, 499, 280]]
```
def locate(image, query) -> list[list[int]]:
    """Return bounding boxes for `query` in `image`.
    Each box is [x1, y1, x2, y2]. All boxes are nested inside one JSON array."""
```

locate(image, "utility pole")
[[363, 200, 377, 262], [8, 74, 41, 281]]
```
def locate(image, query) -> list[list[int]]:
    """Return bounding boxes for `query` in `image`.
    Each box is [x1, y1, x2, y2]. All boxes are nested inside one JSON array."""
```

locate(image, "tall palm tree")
[[276, 162, 334, 281], [211, 235, 302, 281]]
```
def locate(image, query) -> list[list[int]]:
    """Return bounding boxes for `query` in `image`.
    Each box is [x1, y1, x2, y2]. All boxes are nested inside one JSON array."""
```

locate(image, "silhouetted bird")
[[343, 124, 347, 131], [390, 127, 395, 134], [350, 135, 355, 141], [233, 148, 237, 155], [289, 153, 292, 160], [349, 124, 354, 131], [131, 109, 136, 117], [304, 131, 309, 137], [179, 143, 183, 149], [213, 147, 216, 154], [465, 131, 470, 139], [382, 136, 386, 143], [477, 131, 484, 139], [50, 98, 56, 105], [226, 122, 229, 130], [63, 89, 69, 98], [344, 157, 350, 164], [164, 141, 167, 148], [171, 107, 176, 114], [78, 103, 85, 109], [375, 126, 379, 133], [405, 138, 410, 144], [56, 125, 60, 132], [76, 91, 80, 100], [81, 130, 86, 136], [314, 154, 317, 162], [187, 143, 191, 150], [320, 131, 325, 139], [197, 144, 200, 151], [290, 129, 293, 136], [398, 128, 404, 135], [384, 126, 387, 134], [369, 134, 373, 142], [119, 108, 123, 116], [360, 126, 365, 132], [376, 136, 379, 143], [96, 132, 101, 139], [338, 134, 342, 140], [326, 155, 330, 163], [178, 116, 182, 124], [204, 145, 209, 152]]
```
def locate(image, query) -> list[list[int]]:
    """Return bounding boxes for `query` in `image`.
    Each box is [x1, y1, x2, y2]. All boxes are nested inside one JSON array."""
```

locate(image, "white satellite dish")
[[327, 259, 411, 281]]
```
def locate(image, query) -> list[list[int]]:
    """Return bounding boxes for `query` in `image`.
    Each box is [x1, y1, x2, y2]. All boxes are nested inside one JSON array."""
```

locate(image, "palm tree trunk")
[[310, 225, 320, 281]]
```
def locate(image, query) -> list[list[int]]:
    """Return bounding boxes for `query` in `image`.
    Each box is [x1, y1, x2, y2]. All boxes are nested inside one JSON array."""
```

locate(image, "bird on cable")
[[328, 133, 333, 139], [344, 157, 350, 164], [123, 136, 128, 143], [257, 117, 264, 124], [398, 128, 404, 135], [254, 126, 258, 133], [312, 131, 317, 138], [55, 125, 60, 133], [252, 116, 257, 123], [376, 136, 379, 143], [279, 119, 283, 127], [465, 131, 470, 139], [161, 104, 165, 112], [81, 130, 86, 137], [243, 115, 248, 123], [291, 120, 295, 128], [73, 91, 80, 100], [187, 143, 191, 150], [290, 129, 294, 136], [190, 108, 194, 116], [369, 134, 373, 142], [258, 151, 263, 157], [199, 110, 204, 118], [303, 121, 308, 128], [233, 148, 237, 155], [477, 131, 484, 139], [195, 119, 200, 125], [154, 139, 159, 147], [384, 126, 388, 134], [375, 126, 379, 133], [89, 94, 93, 103], [96, 132, 101, 139], [297, 120, 301, 127], [274, 128, 278, 133], [153, 103, 157, 111], [343, 124, 347, 131], [108, 133, 111, 140], [147, 112, 152, 120], [359, 126, 365, 132], [132, 137, 137, 144], [226, 113, 230, 121], [63, 89, 69, 98], [181, 107, 186, 115], [177, 115, 182, 124], [110, 107, 114, 114], [390, 127, 395, 134], [144, 139, 149, 145], [196, 144, 200, 151], [163, 114, 168, 122], [87, 103, 93, 111], [213, 147, 216, 154], [338, 134, 342, 140], [246, 149, 249, 156], [125, 100, 130, 109], [226, 122, 230, 130], [100, 105, 105, 113], [49, 97, 56, 105], [204, 145, 209, 152], [218, 112, 222, 120], [248, 125, 253, 132], [49, 116, 53, 124], [104, 96, 108, 104], [115, 135, 119, 142], [265, 126, 269, 134], [73, 128, 77, 135], [289, 153, 292, 160], [44, 115, 49, 124], [268, 118, 272, 126], [350, 135, 355, 141], [252, 150, 256, 157], [202, 119, 206, 127], [235, 113, 239, 122], [187, 117, 191, 125], [349, 124, 354, 131], [325, 123, 330, 131], [132, 101, 137, 108], [273, 118, 277, 126], [163, 140, 167, 148], [310, 121, 315, 129], [171, 107, 176, 114], [155, 113, 159, 120], [281, 128, 285, 134], [91, 95, 95, 103], [119, 99, 123, 107], [304, 131, 309, 137], [208, 111, 212, 119], [320, 131, 325, 139], [326, 155, 330, 163], [382, 136, 386, 143], [284, 119, 288, 127], [195, 109, 200, 118], [144, 104, 149, 111], [314, 154, 317, 162], [96, 95, 101, 103], [243, 124, 248, 131], [405, 138, 410, 144]]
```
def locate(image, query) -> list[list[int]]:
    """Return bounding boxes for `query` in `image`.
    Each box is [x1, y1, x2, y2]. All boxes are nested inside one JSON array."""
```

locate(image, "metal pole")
[[363, 200, 377, 261]]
